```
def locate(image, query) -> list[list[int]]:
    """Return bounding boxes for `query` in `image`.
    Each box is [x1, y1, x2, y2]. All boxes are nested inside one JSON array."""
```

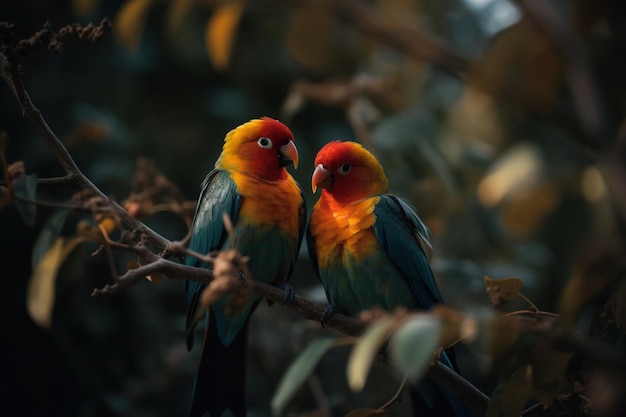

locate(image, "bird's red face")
[[222, 117, 299, 181], [312, 141, 388, 204]]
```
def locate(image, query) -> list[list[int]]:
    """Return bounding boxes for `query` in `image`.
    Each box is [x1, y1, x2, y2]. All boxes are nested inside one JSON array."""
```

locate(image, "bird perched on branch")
[[185, 117, 306, 417], [307, 140, 472, 417]]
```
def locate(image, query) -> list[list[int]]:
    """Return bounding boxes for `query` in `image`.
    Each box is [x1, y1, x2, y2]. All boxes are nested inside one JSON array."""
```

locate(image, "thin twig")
[[501, 309, 560, 320], [426, 361, 491, 417], [12, 193, 92, 212], [520, 401, 545, 416], [378, 375, 407, 411], [0, 50, 170, 250], [37, 175, 82, 187], [307, 374, 332, 417]]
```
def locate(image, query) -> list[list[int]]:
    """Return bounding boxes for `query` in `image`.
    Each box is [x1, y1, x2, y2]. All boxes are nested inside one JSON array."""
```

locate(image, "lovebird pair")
[[184, 117, 471, 417]]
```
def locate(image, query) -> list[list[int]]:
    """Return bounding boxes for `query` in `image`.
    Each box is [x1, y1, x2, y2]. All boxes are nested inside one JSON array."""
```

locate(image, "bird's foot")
[[238, 271, 248, 287], [275, 283, 296, 305], [321, 304, 339, 328], [433, 347, 444, 364]]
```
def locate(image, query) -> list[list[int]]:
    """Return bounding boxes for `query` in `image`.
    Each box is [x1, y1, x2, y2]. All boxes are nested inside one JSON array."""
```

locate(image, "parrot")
[[306, 140, 472, 417], [185, 117, 306, 417]]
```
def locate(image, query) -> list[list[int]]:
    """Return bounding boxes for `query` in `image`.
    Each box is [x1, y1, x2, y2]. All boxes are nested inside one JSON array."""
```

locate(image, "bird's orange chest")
[[310, 195, 380, 267], [230, 171, 302, 239]]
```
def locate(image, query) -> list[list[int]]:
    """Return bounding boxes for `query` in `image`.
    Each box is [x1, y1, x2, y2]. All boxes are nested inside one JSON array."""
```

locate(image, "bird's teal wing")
[[372, 194, 443, 310], [185, 169, 241, 349], [293, 183, 308, 278], [373, 195, 463, 381], [298, 185, 308, 255], [306, 219, 320, 282]]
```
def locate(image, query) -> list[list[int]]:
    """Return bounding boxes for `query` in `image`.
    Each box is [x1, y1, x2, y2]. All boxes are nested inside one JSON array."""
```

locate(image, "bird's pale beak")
[[311, 164, 332, 193], [278, 140, 299, 169]]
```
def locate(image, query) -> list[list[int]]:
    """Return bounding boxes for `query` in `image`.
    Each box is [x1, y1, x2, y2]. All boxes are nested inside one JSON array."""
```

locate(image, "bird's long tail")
[[188, 314, 248, 417], [409, 350, 474, 417]]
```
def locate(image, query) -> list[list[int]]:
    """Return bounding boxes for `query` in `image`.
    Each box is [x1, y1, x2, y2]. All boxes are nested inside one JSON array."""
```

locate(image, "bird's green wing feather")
[[185, 169, 241, 346], [372, 195, 443, 310]]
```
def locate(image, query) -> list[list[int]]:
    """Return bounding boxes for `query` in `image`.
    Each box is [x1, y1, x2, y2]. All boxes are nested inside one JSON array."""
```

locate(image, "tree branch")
[[427, 362, 490, 416], [91, 242, 491, 415], [0, 49, 170, 250], [6, 15, 626, 417]]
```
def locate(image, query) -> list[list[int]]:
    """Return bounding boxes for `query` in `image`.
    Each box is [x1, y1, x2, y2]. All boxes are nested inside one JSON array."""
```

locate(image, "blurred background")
[[1, 0, 625, 416]]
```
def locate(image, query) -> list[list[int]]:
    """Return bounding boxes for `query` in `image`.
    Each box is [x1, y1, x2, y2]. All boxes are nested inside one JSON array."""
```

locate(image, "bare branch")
[[0, 48, 170, 250], [91, 241, 215, 296], [6, 15, 625, 417], [427, 362, 490, 417], [36, 175, 83, 187]]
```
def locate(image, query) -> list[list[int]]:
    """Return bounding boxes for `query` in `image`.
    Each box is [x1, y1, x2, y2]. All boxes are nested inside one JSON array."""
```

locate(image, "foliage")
[[2, 0, 626, 417]]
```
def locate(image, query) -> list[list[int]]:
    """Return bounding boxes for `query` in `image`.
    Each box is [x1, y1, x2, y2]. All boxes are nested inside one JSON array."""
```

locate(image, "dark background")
[[1, 0, 625, 416]]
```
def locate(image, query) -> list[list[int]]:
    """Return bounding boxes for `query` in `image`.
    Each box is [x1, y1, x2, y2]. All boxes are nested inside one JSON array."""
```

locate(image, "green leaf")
[[347, 318, 394, 392], [271, 337, 336, 416], [13, 173, 37, 227], [389, 315, 441, 382], [32, 209, 70, 270]]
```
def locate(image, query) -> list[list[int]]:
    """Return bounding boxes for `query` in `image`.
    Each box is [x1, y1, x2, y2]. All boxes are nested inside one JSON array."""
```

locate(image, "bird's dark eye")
[[338, 163, 351, 174], [257, 137, 272, 149]]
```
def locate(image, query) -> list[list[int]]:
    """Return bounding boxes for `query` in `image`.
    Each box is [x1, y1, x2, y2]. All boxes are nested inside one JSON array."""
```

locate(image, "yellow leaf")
[[72, 0, 99, 17], [27, 237, 86, 328], [128, 260, 141, 270], [484, 276, 523, 307], [127, 260, 165, 284], [500, 182, 560, 239], [76, 220, 102, 241], [98, 216, 118, 234], [580, 166, 608, 202], [205, 2, 245, 71], [347, 318, 395, 391], [484, 276, 523, 299], [146, 272, 165, 284], [286, 2, 334, 74], [114, 0, 154, 51], [477, 143, 543, 208]]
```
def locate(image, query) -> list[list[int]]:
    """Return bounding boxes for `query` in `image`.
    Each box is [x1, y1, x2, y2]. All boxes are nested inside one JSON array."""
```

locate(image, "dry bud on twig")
[[189, 249, 252, 329]]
